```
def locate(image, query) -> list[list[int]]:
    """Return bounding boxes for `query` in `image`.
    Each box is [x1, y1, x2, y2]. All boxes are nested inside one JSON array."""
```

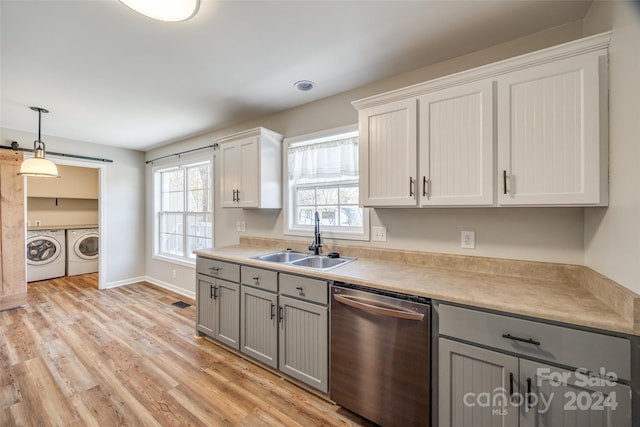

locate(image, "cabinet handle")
[[212, 286, 219, 300], [278, 306, 284, 323], [509, 372, 514, 401], [409, 177, 415, 197], [232, 189, 236, 202], [295, 286, 304, 293], [422, 176, 428, 197], [527, 377, 532, 408], [270, 303, 275, 320], [502, 333, 540, 346], [236, 189, 240, 202], [252, 276, 260, 284], [209, 266, 221, 274], [210, 284, 214, 299], [503, 170, 508, 195]]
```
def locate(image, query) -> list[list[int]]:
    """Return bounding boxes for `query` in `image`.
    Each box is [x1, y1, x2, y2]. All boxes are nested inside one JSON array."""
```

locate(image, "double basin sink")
[[252, 250, 355, 271]]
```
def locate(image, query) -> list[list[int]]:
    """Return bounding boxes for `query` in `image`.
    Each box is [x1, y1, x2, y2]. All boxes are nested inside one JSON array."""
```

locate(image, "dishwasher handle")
[[333, 294, 425, 321]]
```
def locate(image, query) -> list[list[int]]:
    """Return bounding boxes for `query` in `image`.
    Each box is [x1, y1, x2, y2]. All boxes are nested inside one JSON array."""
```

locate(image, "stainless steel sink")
[[254, 251, 309, 263], [290, 255, 354, 270], [252, 250, 355, 271]]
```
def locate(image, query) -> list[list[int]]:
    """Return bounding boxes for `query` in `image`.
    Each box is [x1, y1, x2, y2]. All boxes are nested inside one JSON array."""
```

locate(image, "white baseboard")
[[143, 276, 196, 300], [102, 276, 147, 289]]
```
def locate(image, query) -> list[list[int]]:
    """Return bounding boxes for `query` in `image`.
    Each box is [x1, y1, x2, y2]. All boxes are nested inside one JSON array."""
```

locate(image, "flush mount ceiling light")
[[119, 0, 199, 22], [294, 80, 316, 92], [18, 107, 60, 178]]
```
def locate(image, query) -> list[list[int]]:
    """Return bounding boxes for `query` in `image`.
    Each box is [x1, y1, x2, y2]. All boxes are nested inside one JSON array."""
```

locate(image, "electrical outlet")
[[236, 221, 241, 232], [172, 269, 177, 278], [241, 221, 246, 232], [461, 230, 475, 249], [35, 220, 41, 227], [372, 226, 387, 242]]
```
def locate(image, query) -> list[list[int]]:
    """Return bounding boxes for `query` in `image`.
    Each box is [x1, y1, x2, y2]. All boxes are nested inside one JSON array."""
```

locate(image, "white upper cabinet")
[[359, 98, 418, 207], [353, 32, 610, 208], [497, 52, 606, 205], [418, 80, 494, 206], [218, 127, 283, 209]]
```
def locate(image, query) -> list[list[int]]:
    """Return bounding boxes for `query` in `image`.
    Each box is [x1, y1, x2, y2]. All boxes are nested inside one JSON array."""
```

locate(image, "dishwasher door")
[[330, 284, 430, 427]]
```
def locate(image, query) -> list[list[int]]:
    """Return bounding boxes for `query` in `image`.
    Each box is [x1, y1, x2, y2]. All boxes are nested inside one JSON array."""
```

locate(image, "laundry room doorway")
[[25, 159, 106, 289]]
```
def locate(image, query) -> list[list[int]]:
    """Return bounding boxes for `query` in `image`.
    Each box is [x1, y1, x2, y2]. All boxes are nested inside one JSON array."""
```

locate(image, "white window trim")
[[283, 124, 370, 241], [152, 154, 214, 264]]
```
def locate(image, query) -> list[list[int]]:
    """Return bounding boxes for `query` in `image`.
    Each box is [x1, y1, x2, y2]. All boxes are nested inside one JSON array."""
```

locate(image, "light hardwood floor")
[[0, 274, 374, 426]]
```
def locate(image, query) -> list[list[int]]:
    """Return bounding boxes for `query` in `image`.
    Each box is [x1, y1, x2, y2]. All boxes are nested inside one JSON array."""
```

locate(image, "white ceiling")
[[1, 0, 592, 151]]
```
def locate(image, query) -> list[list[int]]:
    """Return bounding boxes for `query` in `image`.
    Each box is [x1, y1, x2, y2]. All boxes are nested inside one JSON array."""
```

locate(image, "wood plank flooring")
[[0, 274, 374, 426]]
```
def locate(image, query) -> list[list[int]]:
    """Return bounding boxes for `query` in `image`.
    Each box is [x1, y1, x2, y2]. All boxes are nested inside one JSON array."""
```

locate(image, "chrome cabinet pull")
[[502, 333, 540, 346]]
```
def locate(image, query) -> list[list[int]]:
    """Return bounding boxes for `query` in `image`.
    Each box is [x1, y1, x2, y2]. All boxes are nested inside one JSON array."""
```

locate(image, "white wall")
[[583, 1, 640, 294], [145, 22, 591, 298], [1, 128, 146, 288]]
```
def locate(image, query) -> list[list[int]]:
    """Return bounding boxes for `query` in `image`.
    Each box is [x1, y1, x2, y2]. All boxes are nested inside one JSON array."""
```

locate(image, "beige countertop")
[[195, 237, 640, 337]]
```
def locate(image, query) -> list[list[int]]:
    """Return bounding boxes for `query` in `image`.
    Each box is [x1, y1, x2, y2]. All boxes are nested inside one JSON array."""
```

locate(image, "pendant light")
[[119, 0, 199, 22], [18, 107, 60, 178]]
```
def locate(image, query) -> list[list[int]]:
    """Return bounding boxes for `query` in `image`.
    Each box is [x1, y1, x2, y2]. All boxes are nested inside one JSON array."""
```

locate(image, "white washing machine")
[[26, 229, 66, 282], [66, 228, 99, 276]]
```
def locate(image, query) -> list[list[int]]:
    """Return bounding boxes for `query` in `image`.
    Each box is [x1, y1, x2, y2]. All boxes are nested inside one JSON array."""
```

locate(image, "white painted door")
[[419, 80, 494, 206], [359, 98, 418, 206], [237, 136, 259, 208], [220, 141, 240, 207], [497, 52, 605, 205]]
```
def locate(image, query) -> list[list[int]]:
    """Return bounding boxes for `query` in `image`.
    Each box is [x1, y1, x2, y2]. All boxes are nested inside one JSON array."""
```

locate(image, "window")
[[155, 160, 212, 263], [284, 125, 368, 240]]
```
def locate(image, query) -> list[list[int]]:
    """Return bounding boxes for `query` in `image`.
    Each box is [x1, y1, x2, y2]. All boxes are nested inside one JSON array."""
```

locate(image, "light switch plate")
[[372, 226, 387, 242]]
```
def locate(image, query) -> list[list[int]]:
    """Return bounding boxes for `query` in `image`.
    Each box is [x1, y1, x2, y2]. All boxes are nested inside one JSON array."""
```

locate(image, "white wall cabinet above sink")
[[354, 32, 610, 208], [218, 127, 283, 209]]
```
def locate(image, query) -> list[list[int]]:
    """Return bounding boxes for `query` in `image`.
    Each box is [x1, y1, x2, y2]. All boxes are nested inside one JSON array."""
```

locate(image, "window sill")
[[152, 254, 196, 268], [284, 228, 370, 242]]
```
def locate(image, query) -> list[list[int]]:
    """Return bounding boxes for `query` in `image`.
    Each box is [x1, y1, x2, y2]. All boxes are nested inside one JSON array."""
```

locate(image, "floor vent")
[[172, 301, 191, 309]]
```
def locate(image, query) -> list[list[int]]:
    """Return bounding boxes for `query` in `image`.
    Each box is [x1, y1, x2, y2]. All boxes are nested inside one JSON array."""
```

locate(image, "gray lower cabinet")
[[439, 338, 519, 426], [437, 303, 632, 427], [196, 273, 240, 350], [278, 273, 329, 393], [240, 285, 278, 368]]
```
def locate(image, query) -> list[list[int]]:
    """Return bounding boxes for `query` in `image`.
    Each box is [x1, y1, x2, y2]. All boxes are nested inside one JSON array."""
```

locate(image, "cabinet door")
[[519, 359, 631, 427], [497, 52, 605, 205], [419, 80, 494, 206], [237, 136, 259, 208], [196, 275, 216, 337], [438, 338, 519, 427], [240, 286, 278, 368], [213, 279, 240, 350], [220, 142, 240, 207], [278, 295, 328, 392], [359, 98, 418, 207]]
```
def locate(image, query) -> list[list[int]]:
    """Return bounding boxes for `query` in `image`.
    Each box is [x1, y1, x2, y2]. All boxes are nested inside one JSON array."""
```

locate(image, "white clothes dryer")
[[26, 229, 66, 282], [66, 228, 99, 276]]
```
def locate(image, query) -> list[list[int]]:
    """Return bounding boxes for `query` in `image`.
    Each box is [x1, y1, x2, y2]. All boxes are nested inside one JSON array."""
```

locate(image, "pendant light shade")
[[18, 107, 59, 178], [119, 0, 199, 22]]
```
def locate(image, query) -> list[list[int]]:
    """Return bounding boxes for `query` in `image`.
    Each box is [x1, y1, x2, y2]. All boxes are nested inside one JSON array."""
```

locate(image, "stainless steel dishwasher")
[[330, 283, 430, 427]]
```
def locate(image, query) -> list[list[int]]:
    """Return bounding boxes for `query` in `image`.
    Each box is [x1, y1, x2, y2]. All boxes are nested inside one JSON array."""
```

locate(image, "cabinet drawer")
[[241, 266, 278, 292], [196, 257, 240, 283], [279, 273, 328, 305], [438, 304, 630, 380]]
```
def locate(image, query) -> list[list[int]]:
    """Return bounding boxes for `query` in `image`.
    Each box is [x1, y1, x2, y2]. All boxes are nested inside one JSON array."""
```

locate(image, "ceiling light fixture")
[[294, 80, 315, 92], [18, 107, 60, 178], [119, 0, 200, 22]]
